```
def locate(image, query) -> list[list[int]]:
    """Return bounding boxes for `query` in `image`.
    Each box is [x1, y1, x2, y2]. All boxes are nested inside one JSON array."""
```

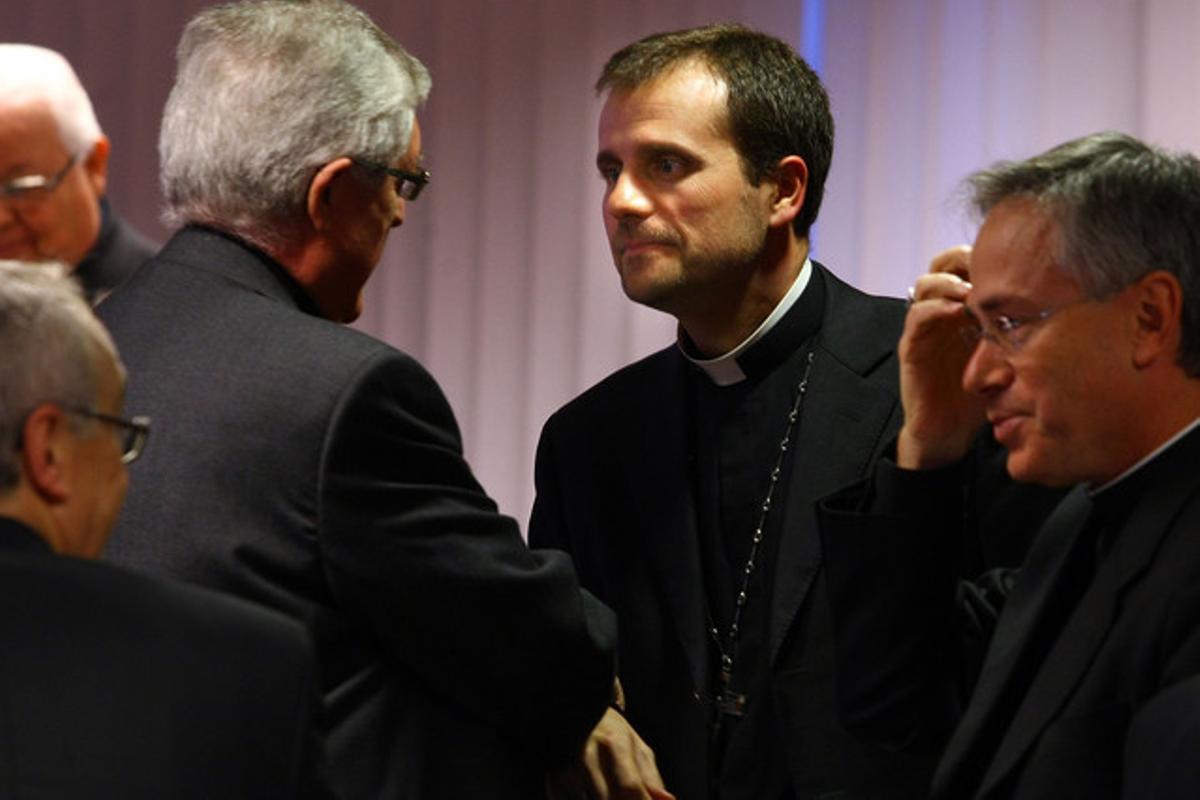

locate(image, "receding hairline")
[[597, 58, 738, 158], [0, 44, 103, 151]]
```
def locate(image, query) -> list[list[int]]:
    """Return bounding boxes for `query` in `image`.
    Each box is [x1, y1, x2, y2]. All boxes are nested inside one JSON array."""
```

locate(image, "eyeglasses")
[[961, 304, 1072, 353], [352, 159, 430, 201], [0, 155, 78, 208], [66, 407, 151, 465]]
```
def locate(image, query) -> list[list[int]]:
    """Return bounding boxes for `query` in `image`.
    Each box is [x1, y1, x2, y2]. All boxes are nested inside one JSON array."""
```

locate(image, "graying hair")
[[0, 44, 103, 156], [968, 131, 1200, 376], [159, 0, 431, 252], [0, 261, 120, 489]]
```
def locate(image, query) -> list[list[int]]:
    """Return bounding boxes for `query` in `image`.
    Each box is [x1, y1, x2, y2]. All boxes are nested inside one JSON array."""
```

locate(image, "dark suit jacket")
[[1123, 674, 1200, 799], [77, 198, 156, 304], [0, 517, 326, 799], [98, 226, 616, 799], [530, 264, 932, 799], [819, 425, 1200, 799]]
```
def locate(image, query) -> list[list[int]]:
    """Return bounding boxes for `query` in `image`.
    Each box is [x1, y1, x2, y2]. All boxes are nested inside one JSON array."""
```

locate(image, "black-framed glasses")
[[353, 159, 430, 201], [66, 407, 151, 465], [0, 155, 78, 208]]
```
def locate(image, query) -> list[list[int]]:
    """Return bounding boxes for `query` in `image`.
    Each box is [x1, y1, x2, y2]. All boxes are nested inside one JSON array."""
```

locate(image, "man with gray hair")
[[0, 261, 328, 798], [819, 132, 1200, 798], [0, 44, 156, 303], [98, 1, 616, 798]]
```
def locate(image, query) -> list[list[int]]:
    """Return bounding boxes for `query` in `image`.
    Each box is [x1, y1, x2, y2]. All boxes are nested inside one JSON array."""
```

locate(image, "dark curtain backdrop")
[[7, 0, 1200, 527]]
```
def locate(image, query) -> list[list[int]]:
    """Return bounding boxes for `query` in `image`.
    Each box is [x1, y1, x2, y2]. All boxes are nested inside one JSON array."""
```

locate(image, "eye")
[[597, 162, 621, 186], [651, 155, 686, 178], [992, 314, 1021, 333]]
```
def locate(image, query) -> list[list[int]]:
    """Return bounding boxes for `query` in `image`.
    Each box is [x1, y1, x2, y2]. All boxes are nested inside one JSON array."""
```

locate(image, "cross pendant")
[[716, 667, 746, 717], [716, 689, 747, 717]]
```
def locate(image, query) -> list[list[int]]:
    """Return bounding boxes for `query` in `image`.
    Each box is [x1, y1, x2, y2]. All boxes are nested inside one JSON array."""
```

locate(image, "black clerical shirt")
[[683, 266, 826, 793]]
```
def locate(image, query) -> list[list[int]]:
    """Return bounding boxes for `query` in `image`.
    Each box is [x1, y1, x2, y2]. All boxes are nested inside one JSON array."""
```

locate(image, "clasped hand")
[[546, 705, 675, 800]]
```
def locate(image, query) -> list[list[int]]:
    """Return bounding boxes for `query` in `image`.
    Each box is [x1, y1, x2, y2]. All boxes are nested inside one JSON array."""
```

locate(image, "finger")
[[581, 742, 611, 800], [928, 244, 971, 279], [598, 742, 650, 800], [911, 271, 972, 304], [633, 739, 667, 792], [903, 296, 974, 336], [546, 764, 591, 800]]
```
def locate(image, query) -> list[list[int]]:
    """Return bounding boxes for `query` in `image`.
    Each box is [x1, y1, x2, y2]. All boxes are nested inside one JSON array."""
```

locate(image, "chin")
[[1005, 450, 1079, 488]]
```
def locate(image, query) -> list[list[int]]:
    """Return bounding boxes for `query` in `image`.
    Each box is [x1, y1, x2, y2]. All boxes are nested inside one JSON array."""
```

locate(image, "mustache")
[[612, 221, 679, 250]]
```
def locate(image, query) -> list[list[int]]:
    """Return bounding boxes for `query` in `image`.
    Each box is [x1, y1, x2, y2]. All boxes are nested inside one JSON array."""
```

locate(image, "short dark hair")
[[968, 131, 1200, 376], [597, 24, 833, 240]]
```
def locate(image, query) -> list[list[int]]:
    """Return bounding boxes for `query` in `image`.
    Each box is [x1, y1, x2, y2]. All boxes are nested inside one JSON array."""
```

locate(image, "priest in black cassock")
[[531, 25, 940, 800], [818, 132, 1200, 799]]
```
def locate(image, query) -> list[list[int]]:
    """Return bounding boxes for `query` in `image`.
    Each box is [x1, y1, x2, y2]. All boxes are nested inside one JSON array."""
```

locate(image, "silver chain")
[[709, 350, 815, 723]]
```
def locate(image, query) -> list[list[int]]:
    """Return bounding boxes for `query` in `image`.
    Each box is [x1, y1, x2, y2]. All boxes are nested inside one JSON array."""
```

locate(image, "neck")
[[269, 233, 343, 322], [1098, 373, 1200, 485], [681, 234, 808, 357]]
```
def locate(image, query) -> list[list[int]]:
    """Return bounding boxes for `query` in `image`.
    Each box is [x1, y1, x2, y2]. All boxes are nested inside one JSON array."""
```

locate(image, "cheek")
[[51, 188, 102, 256]]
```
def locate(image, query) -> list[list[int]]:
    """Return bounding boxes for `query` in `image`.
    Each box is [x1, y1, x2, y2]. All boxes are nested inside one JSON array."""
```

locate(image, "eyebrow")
[[0, 161, 40, 180], [970, 293, 1039, 317]]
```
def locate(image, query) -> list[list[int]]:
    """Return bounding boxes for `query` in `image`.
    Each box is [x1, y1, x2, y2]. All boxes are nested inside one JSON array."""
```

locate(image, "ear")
[[82, 135, 111, 198], [1130, 270, 1183, 370], [19, 405, 72, 504], [766, 155, 809, 229], [305, 157, 356, 232]]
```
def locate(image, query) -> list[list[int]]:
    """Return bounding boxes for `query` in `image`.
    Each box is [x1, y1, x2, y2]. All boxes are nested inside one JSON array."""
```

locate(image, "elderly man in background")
[[0, 261, 328, 798], [98, 2, 617, 798], [0, 45, 155, 303], [820, 132, 1200, 798]]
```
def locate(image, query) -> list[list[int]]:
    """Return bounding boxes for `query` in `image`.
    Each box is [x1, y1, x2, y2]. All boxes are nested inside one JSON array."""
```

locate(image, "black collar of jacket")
[[157, 225, 324, 318], [0, 517, 52, 554]]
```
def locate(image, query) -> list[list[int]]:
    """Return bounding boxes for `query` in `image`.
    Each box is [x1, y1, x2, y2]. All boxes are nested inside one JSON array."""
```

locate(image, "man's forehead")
[[967, 201, 1085, 315], [598, 64, 732, 150], [0, 98, 61, 135], [0, 100, 68, 171]]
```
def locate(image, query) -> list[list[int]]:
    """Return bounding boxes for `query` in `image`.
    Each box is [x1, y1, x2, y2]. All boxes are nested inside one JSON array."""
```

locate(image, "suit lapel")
[[631, 352, 709, 692], [768, 266, 904, 662], [932, 486, 1093, 796], [769, 345, 901, 661], [976, 429, 1200, 795]]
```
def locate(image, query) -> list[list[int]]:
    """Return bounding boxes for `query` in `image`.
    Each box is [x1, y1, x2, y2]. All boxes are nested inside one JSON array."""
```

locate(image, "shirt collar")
[[679, 258, 815, 387], [1090, 416, 1200, 497]]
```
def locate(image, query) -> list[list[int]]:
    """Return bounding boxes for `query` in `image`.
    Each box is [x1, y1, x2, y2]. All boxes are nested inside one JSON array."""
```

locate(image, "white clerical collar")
[[1090, 416, 1200, 496], [679, 258, 814, 387]]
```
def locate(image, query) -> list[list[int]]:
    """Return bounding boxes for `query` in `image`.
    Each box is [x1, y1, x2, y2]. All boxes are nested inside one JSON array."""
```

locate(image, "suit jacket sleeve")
[[316, 350, 616, 768], [817, 455, 1010, 751]]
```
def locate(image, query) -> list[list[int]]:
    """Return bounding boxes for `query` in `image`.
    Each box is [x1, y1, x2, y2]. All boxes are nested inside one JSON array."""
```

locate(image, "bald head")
[[0, 44, 102, 153], [0, 45, 110, 266]]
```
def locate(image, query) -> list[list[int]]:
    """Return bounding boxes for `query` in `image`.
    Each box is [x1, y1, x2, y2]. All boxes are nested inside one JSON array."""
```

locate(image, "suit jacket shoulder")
[[99, 226, 615, 798], [0, 527, 325, 798], [815, 262, 906, 378]]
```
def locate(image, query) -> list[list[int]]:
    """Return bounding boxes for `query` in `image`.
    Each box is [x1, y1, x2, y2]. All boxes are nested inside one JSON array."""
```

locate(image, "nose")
[[962, 338, 1013, 397], [604, 171, 652, 221], [391, 198, 405, 228]]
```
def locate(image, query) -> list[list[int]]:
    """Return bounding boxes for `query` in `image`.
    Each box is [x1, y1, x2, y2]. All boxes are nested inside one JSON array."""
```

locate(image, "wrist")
[[896, 426, 968, 470]]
